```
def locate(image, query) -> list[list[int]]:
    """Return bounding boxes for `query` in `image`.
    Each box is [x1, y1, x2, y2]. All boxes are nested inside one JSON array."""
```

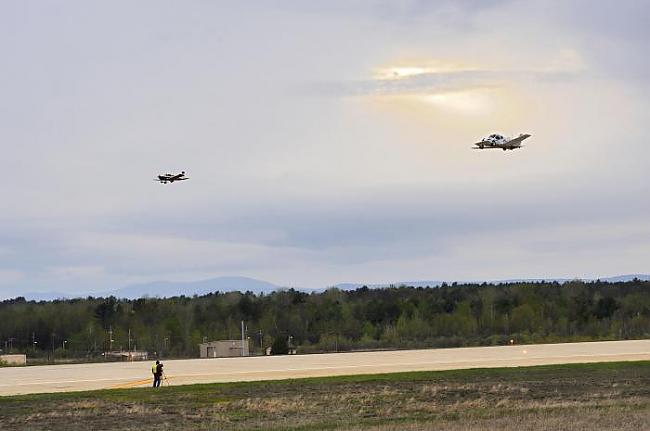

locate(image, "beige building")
[[0, 354, 27, 366], [199, 340, 249, 358]]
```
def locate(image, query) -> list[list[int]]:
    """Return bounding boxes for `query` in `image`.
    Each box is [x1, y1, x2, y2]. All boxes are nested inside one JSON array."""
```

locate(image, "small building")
[[265, 346, 297, 355], [0, 354, 27, 366], [199, 340, 249, 358]]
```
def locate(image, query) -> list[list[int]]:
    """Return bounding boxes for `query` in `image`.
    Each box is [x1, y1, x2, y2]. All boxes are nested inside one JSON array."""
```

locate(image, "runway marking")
[[111, 376, 175, 389], [111, 378, 152, 389], [0, 377, 146, 387]]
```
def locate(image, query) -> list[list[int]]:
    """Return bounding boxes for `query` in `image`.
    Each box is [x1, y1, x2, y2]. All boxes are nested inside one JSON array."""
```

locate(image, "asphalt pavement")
[[1, 339, 648, 396]]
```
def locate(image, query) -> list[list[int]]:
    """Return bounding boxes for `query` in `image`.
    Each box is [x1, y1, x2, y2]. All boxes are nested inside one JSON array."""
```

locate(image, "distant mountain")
[[8, 277, 283, 301], [8, 274, 649, 301], [107, 276, 283, 299]]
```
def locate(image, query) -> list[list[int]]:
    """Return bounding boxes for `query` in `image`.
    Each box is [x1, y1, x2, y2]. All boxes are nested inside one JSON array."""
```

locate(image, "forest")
[[1, 279, 649, 361]]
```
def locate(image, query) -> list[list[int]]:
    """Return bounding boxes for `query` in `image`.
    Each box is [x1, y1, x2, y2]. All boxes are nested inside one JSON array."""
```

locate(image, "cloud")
[[46, 265, 107, 280], [0, 1, 649, 294], [313, 49, 585, 99], [0, 270, 24, 285]]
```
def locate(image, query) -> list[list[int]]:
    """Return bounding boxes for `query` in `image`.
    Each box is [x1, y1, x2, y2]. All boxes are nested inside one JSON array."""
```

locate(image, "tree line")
[[1, 279, 649, 360]]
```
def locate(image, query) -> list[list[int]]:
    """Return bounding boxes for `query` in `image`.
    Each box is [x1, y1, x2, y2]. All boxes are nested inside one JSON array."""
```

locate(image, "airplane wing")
[[504, 134, 531, 147], [169, 173, 189, 179]]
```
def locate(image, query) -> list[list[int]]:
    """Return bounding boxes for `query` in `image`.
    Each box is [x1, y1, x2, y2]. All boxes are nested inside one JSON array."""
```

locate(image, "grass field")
[[1, 361, 649, 430]]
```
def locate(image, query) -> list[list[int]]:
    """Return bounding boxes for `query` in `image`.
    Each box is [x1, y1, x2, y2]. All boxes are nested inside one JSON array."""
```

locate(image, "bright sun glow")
[[374, 61, 477, 80], [379, 67, 429, 79], [368, 60, 515, 116], [421, 90, 493, 114]]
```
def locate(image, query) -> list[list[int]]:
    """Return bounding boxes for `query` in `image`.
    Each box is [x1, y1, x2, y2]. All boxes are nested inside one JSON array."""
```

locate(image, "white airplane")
[[155, 171, 189, 184], [473, 133, 531, 151]]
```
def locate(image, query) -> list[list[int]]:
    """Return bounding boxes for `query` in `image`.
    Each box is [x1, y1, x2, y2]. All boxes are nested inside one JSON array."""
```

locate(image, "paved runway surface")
[[1, 339, 649, 396]]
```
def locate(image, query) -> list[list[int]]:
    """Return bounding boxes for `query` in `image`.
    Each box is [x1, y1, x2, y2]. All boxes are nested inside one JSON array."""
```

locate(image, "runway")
[[1, 339, 648, 396]]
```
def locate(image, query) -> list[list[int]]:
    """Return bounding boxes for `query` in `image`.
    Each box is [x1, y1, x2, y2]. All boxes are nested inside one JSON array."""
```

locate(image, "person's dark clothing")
[[154, 363, 164, 387]]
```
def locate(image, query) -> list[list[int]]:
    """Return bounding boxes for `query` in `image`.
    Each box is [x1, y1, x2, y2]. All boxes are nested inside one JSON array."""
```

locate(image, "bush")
[[271, 337, 289, 355]]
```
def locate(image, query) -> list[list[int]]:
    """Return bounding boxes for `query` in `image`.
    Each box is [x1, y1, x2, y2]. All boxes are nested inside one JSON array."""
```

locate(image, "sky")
[[1, 0, 649, 296]]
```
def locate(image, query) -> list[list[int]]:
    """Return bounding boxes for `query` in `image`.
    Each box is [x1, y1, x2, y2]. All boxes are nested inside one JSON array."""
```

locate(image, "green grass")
[[1, 361, 649, 431]]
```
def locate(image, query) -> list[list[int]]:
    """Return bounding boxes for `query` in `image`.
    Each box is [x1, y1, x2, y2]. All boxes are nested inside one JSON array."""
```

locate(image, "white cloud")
[[0, 270, 25, 285], [0, 1, 648, 294]]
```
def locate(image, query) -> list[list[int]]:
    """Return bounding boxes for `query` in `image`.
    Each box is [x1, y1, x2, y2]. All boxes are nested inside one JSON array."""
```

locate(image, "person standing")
[[152, 360, 162, 388]]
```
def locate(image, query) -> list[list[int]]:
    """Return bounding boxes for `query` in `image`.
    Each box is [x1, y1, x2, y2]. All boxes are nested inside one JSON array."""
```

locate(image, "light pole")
[[50, 333, 56, 362], [241, 321, 245, 357], [108, 326, 114, 352], [62, 340, 67, 351]]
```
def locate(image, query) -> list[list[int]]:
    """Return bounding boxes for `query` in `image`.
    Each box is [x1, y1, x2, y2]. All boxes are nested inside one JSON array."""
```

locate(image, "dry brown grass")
[[343, 407, 650, 431], [1, 362, 649, 431]]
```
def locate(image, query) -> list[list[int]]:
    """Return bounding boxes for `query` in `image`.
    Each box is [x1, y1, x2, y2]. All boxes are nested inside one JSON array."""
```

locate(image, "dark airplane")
[[156, 171, 189, 184]]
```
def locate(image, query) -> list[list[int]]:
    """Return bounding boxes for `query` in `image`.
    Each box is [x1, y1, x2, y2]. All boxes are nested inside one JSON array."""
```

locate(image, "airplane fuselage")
[[156, 171, 189, 184]]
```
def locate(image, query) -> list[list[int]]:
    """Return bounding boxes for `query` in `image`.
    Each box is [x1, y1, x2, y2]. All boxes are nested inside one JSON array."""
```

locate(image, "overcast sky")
[[1, 1, 649, 296]]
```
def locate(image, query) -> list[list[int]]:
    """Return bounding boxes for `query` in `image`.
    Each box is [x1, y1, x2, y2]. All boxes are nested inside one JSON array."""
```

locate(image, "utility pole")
[[240, 320, 244, 357], [163, 336, 169, 357]]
